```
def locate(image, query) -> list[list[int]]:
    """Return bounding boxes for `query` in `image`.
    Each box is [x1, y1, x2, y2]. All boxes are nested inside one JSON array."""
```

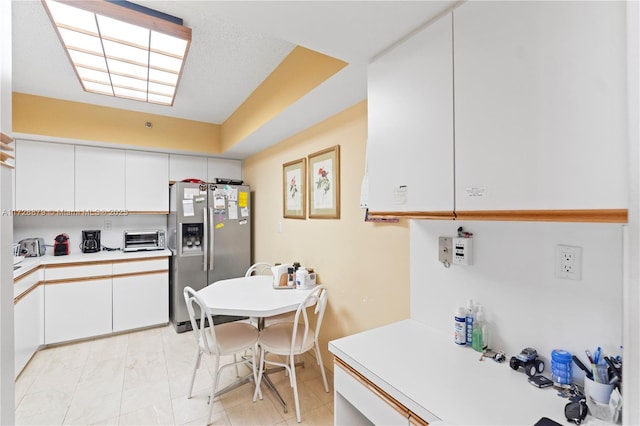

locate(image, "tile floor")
[[14, 324, 334, 425]]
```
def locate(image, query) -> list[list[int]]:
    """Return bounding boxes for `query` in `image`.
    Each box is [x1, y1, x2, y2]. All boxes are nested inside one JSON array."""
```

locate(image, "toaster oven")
[[123, 230, 166, 252]]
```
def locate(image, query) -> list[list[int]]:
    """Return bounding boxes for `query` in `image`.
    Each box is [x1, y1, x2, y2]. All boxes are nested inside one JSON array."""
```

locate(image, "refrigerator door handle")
[[203, 208, 208, 271], [209, 207, 215, 271]]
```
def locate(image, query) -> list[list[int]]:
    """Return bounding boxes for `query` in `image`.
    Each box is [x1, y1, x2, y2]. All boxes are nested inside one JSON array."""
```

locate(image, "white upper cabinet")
[[16, 140, 74, 210], [366, 12, 454, 214], [75, 146, 125, 210], [208, 158, 242, 182], [169, 154, 208, 182], [125, 150, 169, 212], [454, 1, 628, 211]]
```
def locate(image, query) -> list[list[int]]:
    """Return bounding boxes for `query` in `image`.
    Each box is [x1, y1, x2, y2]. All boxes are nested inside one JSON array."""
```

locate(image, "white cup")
[[584, 376, 614, 404]]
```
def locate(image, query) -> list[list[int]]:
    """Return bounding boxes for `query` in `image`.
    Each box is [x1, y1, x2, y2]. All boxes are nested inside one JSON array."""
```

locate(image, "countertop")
[[329, 319, 569, 425], [13, 249, 172, 280]]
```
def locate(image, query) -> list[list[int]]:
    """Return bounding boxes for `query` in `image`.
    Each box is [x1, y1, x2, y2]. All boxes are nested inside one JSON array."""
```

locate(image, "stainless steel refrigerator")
[[168, 180, 251, 332]]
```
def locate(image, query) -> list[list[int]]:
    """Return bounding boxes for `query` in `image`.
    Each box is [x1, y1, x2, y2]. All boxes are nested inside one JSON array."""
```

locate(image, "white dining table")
[[197, 275, 315, 412], [198, 275, 314, 322]]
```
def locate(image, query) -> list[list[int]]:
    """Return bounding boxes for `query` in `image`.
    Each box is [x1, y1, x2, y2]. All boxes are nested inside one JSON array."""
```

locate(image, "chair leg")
[[252, 346, 265, 402], [315, 342, 329, 393], [289, 354, 302, 423], [251, 344, 262, 400], [187, 350, 202, 398], [208, 356, 220, 426]]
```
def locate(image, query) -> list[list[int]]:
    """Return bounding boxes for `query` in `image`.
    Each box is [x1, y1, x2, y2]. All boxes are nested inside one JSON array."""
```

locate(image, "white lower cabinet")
[[14, 285, 43, 378], [44, 278, 112, 344], [334, 360, 421, 426], [112, 258, 169, 332]]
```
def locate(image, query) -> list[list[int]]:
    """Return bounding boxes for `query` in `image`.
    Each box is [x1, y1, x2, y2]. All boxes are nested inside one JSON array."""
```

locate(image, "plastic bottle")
[[454, 307, 466, 345], [472, 305, 488, 352], [295, 267, 308, 288], [465, 299, 475, 346], [551, 349, 572, 385]]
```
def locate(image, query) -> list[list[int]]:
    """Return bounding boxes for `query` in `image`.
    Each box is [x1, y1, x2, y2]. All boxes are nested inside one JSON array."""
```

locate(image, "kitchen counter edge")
[[13, 249, 172, 280]]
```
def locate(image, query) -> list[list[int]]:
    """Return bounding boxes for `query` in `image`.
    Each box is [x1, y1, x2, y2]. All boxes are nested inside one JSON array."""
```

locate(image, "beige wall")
[[244, 101, 410, 371]]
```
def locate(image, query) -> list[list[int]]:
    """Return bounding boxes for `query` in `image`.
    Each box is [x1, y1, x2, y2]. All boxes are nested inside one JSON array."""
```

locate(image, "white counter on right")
[[329, 319, 568, 425]]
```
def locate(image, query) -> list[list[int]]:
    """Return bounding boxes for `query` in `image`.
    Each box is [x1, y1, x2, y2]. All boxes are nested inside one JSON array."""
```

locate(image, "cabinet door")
[[334, 362, 409, 425], [454, 1, 627, 211], [169, 154, 207, 182], [208, 158, 242, 182], [44, 278, 112, 344], [112, 271, 168, 332], [75, 146, 125, 210], [14, 285, 43, 378], [125, 150, 169, 212], [15, 140, 74, 210], [367, 13, 454, 214]]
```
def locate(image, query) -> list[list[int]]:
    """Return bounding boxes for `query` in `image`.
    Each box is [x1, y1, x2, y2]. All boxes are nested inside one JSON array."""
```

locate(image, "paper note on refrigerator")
[[241, 207, 249, 218], [239, 192, 248, 208], [228, 202, 238, 220], [182, 199, 194, 217]]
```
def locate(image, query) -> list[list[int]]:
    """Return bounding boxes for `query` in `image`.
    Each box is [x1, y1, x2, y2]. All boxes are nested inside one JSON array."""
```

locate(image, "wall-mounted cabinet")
[[208, 157, 242, 182], [15, 140, 74, 211], [366, 2, 628, 223], [75, 146, 126, 211], [453, 1, 627, 221], [169, 154, 208, 182], [125, 150, 169, 213], [367, 12, 454, 218]]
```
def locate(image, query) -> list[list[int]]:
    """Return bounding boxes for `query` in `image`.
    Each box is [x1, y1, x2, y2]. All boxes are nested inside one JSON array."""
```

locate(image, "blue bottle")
[[465, 299, 475, 346]]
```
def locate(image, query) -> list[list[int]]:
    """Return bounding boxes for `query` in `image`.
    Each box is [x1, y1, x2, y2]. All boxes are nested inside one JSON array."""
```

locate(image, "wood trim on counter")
[[13, 282, 42, 305], [0, 131, 14, 146], [367, 211, 455, 220], [112, 269, 168, 280], [45, 275, 113, 285], [45, 260, 114, 268], [112, 256, 168, 264], [334, 356, 428, 425], [455, 209, 628, 223]]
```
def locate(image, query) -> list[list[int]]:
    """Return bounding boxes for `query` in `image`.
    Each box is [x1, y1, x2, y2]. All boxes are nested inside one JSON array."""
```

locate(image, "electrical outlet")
[[556, 245, 582, 280], [104, 220, 112, 230]]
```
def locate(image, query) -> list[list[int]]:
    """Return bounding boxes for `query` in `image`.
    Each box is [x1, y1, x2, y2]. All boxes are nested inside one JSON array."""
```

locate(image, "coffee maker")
[[81, 230, 101, 253], [54, 233, 70, 256]]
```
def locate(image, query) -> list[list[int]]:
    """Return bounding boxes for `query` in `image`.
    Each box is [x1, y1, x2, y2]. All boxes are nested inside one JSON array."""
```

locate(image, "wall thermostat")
[[453, 236, 473, 265], [439, 227, 473, 268]]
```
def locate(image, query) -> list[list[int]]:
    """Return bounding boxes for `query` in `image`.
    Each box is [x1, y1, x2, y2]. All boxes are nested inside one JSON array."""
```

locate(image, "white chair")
[[245, 262, 273, 277], [183, 286, 261, 425], [252, 285, 329, 423], [246, 262, 296, 327]]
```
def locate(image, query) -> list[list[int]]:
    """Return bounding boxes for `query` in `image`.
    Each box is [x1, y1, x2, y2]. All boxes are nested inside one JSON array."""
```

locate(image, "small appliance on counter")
[[81, 230, 101, 253], [18, 238, 46, 257], [54, 233, 70, 256], [123, 230, 166, 252]]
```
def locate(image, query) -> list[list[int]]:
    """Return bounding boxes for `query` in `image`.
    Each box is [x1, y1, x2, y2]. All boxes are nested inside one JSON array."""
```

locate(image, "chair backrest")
[[245, 262, 274, 277], [291, 285, 328, 354], [183, 286, 219, 355]]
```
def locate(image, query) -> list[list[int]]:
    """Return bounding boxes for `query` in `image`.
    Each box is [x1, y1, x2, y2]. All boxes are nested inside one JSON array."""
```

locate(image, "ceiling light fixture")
[[42, 0, 191, 106]]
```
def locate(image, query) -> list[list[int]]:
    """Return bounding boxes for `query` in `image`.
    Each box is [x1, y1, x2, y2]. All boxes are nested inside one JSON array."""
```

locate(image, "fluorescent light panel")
[[43, 0, 191, 106]]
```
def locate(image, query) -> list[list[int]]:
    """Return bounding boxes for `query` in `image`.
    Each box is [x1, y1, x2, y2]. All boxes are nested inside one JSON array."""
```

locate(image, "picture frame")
[[283, 158, 306, 219], [308, 145, 340, 219]]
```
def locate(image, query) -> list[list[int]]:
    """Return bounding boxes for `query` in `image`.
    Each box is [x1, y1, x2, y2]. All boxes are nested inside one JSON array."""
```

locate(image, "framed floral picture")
[[283, 158, 306, 219], [308, 145, 340, 219]]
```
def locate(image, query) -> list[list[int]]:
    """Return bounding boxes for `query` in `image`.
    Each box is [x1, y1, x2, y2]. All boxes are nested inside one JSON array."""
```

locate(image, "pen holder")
[[584, 376, 613, 404]]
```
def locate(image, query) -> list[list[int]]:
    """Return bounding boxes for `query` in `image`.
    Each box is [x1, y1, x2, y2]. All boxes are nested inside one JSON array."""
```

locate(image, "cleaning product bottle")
[[472, 305, 488, 352], [465, 299, 475, 346], [454, 307, 466, 345]]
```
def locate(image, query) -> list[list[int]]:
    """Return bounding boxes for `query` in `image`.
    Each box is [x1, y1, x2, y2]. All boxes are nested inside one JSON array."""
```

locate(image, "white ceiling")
[[12, 0, 456, 158]]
